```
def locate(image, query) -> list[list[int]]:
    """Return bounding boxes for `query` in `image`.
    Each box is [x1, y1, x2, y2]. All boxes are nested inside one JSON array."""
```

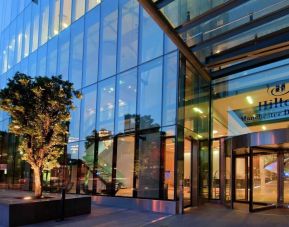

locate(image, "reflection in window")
[[99, 0, 118, 80], [115, 69, 137, 133], [211, 140, 220, 199], [57, 28, 70, 80], [8, 22, 16, 70], [46, 37, 58, 76], [31, 4, 40, 52], [40, 0, 49, 46], [16, 15, 23, 63], [83, 7, 100, 87], [87, 0, 101, 11], [72, 0, 85, 22], [37, 45, 47, 75], [69, 18, 84, 90], [138, 58, 163, 129], [163, 52, 177, 126], [164, 137, 175, 200], [66, 142, 79, 193], [79, 141, 95, 194], [97, 77, 115, 136], [61, 0, 71, 30], [96, 139, 113, 195], [137, 132, 160, 199], [140, 8, 163, 63], [23, 6, 31, 57], [80, 84, 97, 140], [28, 51, 37, 77], [116, 136, 135, 197], [69, 97, 81, 143], [118, 0, 139, 72], [49, 0, 60, 38]]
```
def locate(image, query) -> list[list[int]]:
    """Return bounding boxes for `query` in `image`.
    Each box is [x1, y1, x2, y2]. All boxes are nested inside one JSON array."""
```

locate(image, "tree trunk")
[[34, 167, 42, 198]]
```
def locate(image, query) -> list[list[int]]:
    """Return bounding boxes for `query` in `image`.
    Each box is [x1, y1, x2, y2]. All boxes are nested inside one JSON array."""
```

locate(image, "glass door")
[[184, 138, 192, 207], [235, 156, 249, 202], [283, 152, 289, 205]]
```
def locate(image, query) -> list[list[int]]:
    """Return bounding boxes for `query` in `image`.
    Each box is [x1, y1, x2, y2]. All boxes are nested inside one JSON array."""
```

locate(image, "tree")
[[0, 72, 81, 198]]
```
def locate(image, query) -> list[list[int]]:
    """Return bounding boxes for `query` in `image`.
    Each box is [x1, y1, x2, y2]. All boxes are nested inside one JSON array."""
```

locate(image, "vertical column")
[[249, 147, 253, 212], [278, 151, 284, 207], [192, 139, 199, 206]]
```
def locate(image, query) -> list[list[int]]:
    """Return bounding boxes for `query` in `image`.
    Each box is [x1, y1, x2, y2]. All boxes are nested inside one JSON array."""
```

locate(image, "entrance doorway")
[[233, 144, 289, 212]]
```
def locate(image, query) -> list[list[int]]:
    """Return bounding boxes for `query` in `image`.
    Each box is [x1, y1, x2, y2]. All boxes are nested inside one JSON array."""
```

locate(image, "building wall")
[[0, 0, 179, 201]]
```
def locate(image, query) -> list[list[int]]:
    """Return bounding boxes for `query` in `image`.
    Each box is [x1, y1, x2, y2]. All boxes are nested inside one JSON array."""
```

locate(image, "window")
[[39, 0, 49, 45], [72, 0, 85, 22], [28, 51, 37, 77], [37, 44, 47, 75], [87, 0, 101, 11], [23, 6, 31, 58], [83, 7, 100, 87], [163, 52, 178, 126], [46, 37, 58, 76], [138, 58, 163, 129], [57, 28, 70, 80], [49, 0, 60, 38], [97, 77, 115, 136], [118, 0, 139, 72], [31, 3, 40, 52], [61, 0, 71, 30], [16, 14, 23, 63], [69, 18, 84, 90], [68, 97, 81, 143], [140, 8, 163, 63], [80, 84, 97, 140], [99, 0, 118, 80], [115, 68, 137, 133]]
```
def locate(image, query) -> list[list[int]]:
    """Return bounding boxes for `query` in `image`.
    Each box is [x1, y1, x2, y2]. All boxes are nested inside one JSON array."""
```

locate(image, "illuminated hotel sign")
[[233, 83, 289, 126]]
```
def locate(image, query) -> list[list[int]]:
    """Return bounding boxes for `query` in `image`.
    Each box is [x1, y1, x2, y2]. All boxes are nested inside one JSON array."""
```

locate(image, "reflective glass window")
[[8, 21, 16, 70], [80, 84, 97, 141], [69, 18, 84, 90], [16, 14, 24, 63], [87, 0, 101, 11], [97, 77, 115, 136], [61, 0, 71, 30], [23, 5, 31, 58], [163, 52, 178, 126], [31, 3, 40, 52], [83, 7, 100, 87], [115, 136, 135, 197], [40, 0, 50, 46], [57, 27, 70, 80], [118, 0, 139, 73], [137, 132, 161, 199], [66, 142, 79, 193], [37, 44, 47, 76], [46, 37, 58, 76], [99, 0, 118, 80], [164, 137, 175, 200], [138, 58, 163, 129], [49, 0, 60, 38], [28, 51, 37, 77], [69, 97, 81, 143], [72, 0, 85, 22], [115, 68, 137, 133], [140, 8, 163, 63]]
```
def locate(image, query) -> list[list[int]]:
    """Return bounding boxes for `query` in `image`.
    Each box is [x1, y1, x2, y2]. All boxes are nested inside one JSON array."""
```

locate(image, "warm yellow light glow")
[[246, 96, 253, 104], [23, 196, 32, 200], [54, 29, 59, 35], [197, 134, 203, 139], [62, 22, 68, 28], [262, 125, 266, 131], [213, 130, 218, 134], [193, 107, 203, 114]]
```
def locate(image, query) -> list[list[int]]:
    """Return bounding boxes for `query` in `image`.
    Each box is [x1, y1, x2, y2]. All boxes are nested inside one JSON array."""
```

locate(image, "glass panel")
[[16, 14, 23, 63], [97, 77, 115, 136], [284, 153, 289, 204], [115, 136, 135, 197], [163, 52, 177, 126], [23, 5, 31, 58], [200, 140, 209, 198], [115, 68, 137, 134], [137, 132, 161, 199], [8, 21, 16, 70], [253, 154, 278, 207], [61, 0, 71, 30], [184, 138, 191, 206], [138, 58, 163, 129], [83, 7, 100, 87], [80, 84, 97, 140], [96, 139, 113, 195], [72, 0, 85, 22], [140, 8, 163, 63], [118, 0, 139, 73], [37, 44, 47, 75], [235, 157, 247, 201], [79, 140, 95, 194], [68, 97, 81, 143], [99, 0, 118, 80], [31, 3, 40, 52], [164, 137, 175, 200], [57, 28, 70, 80], [46, 37, 58, 76], [66, 142, 79, 193], [69, 18, 84, 90], [211, 140, 220, 199], [28, 51, 37, 77], [39, 0, 49, 45], [87, 0, 101, 11], [49, 0, 60, 38]]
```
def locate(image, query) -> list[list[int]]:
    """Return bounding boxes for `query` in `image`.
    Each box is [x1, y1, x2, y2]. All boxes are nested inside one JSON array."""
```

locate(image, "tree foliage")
[[0, 72, 81, 193]]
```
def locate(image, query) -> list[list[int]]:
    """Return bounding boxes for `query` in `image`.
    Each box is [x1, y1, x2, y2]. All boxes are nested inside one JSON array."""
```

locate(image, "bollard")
[[179, 179, 183, 215]]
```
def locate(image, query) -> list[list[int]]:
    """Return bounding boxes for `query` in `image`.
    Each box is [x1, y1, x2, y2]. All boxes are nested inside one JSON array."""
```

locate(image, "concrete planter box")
[[0, 191, 91, 227]]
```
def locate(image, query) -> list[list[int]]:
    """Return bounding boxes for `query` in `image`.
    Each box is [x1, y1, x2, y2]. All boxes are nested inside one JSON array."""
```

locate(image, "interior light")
[[54, 29, 59, 35], [62, 22, 68, 28], [246, 96, 254, 104], [213, 130, 218, 134], [193, 107, 203, 114], [23, 196, 32, 200], [262, 125, 266, 131], [197, 134, 203, 139]]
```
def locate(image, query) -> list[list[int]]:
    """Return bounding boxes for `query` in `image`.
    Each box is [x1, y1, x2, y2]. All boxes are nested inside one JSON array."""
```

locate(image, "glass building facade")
[[1, 0, 289, 214]]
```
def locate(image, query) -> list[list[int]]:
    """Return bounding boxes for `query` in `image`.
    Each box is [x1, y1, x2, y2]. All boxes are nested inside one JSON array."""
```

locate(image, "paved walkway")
[[25, 203, 289, 227]]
